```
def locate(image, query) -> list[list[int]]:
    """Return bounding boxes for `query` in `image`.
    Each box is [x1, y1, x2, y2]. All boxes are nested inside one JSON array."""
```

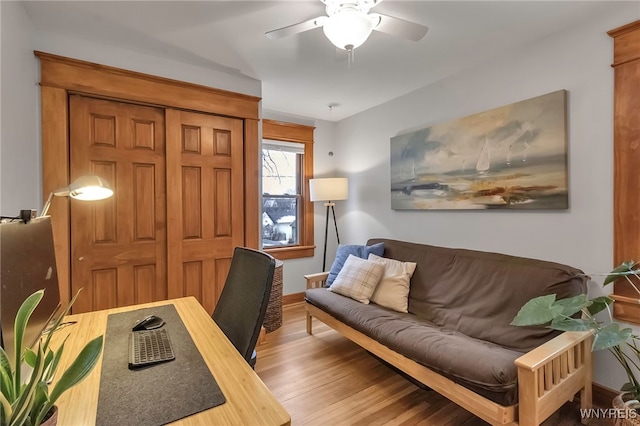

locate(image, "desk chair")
[[212, 247, 275, 368]]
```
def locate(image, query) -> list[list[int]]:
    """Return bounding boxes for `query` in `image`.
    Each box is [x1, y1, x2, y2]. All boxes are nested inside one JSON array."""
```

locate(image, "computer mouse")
[[132, 315, 165, 331]]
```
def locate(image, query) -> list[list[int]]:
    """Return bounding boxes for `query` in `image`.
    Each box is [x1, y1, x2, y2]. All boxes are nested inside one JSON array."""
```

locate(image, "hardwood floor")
[[255, 304, 613, 426]]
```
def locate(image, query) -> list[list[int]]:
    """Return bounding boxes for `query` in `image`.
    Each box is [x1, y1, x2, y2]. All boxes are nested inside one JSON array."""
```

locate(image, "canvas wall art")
[[390, 90, 568, 210]]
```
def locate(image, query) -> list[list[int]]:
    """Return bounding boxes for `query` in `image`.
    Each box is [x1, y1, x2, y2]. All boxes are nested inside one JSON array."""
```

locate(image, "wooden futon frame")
[[305, 272, 593, 426]]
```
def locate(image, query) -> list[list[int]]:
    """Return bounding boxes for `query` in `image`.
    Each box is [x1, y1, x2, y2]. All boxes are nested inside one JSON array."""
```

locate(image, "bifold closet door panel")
[[69, 95, 167, 313], [165, 109, 245, 314]]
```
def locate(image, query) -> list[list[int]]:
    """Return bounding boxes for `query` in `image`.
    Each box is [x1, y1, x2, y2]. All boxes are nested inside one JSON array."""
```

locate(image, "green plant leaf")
[[593, 323, 634, 351], [604, 261, 637, 285], [0, 367, 13, 408], [46, 336, 103, 410], [587, 296, 614, 316], [511, 294, 563, 326], [0, 346, 11, 375], [0, 346, 14, 403], [40, 289, 84, 358], [550, 316, 599, 332], [12, 290, 44, 391], [29, 381, 49, 425], [4, 288, 104, 426], [9, 342, 44, 426], [554, 294, 592, 317], [44, 338, 67, 384], [0, 391, 12, 426], [23, 349, 36, 368], [41, 350, 54, 378], [621, 382, 638, 392]]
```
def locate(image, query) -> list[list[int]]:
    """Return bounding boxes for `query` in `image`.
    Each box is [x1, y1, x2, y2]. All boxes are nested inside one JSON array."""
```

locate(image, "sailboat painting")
[[390, 90, 568, 210]]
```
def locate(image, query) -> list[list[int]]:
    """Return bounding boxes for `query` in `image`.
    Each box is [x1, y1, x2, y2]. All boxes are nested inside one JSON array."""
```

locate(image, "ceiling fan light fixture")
[[322, 10, 374, 51]]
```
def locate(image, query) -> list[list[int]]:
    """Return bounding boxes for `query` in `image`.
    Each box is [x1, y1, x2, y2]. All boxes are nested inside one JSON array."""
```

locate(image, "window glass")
[[262, 141, 304, 248]]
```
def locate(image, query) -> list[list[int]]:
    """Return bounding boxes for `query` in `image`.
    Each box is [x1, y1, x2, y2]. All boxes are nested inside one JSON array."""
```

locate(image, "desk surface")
[[50, 297, 291, 426]]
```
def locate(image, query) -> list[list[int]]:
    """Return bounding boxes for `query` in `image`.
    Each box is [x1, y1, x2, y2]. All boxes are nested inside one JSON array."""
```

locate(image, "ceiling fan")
[[265, 0, 428, 62]]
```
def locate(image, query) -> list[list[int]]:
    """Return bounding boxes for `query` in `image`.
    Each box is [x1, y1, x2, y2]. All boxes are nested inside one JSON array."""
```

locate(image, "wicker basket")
[[613, 394, 640, 426], [264, 260, 283, 333]]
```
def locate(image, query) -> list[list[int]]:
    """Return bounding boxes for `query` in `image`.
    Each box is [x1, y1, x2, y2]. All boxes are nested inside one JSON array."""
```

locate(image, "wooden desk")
[[49, 297, 291, 425]]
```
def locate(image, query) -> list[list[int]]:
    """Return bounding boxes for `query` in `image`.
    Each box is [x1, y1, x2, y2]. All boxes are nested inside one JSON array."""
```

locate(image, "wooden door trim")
[[609, 20, 640, 323], [165, 109, 184, 301], [244, 119, 260, 250], [263, 119, 315, 143], [39, 52, 260, 305], [608, 21, 640, 67], [36, 52, 260, 119], [41, 86, 71, 305]]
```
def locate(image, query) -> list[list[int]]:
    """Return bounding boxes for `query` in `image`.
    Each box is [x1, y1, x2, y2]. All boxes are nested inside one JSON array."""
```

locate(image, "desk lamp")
[[40, 175, 114, 217], [309, 177, 348, 271]]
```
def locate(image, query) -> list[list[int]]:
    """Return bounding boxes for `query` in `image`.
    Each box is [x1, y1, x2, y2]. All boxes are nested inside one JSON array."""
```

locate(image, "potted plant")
[[512, 261, 640, 421], [0, 289, 103, 426]]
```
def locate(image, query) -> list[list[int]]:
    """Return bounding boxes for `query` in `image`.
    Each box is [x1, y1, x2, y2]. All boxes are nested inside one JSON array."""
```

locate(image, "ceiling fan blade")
[[265, 16, 328, 40], [370, 13, 428, 41]]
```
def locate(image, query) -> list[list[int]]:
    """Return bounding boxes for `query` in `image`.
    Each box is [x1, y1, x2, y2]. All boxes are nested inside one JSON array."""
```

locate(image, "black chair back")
[[212, 247, 275, 366]]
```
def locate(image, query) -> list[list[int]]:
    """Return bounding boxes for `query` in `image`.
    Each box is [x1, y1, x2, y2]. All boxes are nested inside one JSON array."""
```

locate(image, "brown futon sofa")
[[304, 238, 592, 426]]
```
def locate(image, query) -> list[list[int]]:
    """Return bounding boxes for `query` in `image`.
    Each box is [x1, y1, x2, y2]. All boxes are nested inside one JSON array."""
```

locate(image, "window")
[[261, 119, 314, 260], [262, 141, 303, 247]]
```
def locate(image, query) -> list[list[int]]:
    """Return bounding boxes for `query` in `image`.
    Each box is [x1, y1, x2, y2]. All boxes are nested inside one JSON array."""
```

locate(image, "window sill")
[[264, 245, 315, 260]]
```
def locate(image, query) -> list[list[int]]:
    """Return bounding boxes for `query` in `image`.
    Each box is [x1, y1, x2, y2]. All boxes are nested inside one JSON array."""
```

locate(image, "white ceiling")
[[22, 1, 625, 121]]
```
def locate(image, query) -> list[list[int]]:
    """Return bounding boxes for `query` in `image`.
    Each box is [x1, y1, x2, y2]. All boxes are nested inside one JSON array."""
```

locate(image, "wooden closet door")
[[166, 109, 245, 314], [69, 95, 167, 313]]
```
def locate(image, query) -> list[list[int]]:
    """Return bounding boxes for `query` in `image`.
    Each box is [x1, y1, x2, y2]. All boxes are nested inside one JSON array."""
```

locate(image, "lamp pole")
[[323, 202, 331, 272], [321, 201, 342, 272]]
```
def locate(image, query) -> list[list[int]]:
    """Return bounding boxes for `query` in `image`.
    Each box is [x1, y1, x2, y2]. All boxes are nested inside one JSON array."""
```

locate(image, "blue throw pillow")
[[326, 243, 385, 286]]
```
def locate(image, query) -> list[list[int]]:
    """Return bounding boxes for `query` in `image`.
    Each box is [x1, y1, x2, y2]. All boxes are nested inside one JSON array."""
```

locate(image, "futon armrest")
[[514, 330, 592, 371], [304, 272, 330, 290], [514, 330, 593, 425]]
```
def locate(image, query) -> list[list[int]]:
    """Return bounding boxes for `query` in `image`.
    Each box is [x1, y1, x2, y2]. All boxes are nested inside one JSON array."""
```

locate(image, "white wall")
[[333, 5, 638, 392], [262, 110, 337, 295], [0, 1, 40, 215]]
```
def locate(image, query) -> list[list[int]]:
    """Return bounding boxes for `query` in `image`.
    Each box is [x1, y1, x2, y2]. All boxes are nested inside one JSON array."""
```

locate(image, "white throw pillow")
[[328, 254, 385, 304], [368, 253, 417, 313]]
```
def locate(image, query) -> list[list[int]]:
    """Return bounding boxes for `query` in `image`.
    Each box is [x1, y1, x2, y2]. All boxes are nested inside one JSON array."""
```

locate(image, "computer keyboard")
[[128, 328, 175, 369]]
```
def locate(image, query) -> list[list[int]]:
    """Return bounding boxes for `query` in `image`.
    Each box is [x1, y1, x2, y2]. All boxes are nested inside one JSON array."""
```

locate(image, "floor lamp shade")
[[309, 178, 348, 202], [309, 177, 348, 272]]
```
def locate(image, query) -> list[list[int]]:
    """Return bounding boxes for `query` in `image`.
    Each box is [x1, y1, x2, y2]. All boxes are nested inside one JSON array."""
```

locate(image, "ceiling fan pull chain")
[[347, 44, 354, 67]]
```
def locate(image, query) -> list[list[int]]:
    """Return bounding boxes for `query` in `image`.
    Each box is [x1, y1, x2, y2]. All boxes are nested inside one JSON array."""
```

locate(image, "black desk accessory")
[[128, 328, 175, 369]]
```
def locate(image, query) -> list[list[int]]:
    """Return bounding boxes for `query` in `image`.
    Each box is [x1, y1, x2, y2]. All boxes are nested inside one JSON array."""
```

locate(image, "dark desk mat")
[[96, 304, 225, 426]]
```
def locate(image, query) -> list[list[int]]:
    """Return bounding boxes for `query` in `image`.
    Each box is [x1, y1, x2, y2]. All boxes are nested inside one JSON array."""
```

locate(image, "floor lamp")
[[309, 177, 349, 271]]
